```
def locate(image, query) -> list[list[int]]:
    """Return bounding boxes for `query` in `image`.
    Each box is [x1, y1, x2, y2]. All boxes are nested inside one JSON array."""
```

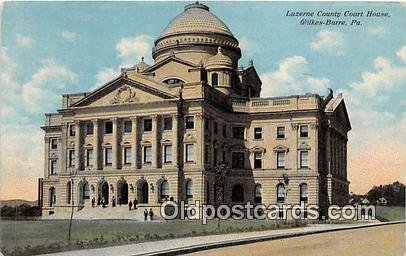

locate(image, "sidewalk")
[[41, 221, 404, 256]]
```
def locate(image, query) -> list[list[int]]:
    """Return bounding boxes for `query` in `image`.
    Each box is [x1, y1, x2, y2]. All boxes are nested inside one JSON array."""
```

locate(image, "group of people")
[[90, 196, 154, 221]]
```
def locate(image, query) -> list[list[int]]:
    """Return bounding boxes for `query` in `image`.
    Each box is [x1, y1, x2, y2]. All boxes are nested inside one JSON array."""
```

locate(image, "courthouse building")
[[39, 2, 351, 218]]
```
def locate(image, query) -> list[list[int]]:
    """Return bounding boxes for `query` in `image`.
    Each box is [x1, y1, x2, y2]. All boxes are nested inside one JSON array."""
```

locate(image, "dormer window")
[[211, 73, 218, 87], [163, 78, 184, 86]]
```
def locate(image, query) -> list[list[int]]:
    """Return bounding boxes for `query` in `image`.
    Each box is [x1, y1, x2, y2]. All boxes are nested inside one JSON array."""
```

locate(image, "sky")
[[0, 1, 405, 200]]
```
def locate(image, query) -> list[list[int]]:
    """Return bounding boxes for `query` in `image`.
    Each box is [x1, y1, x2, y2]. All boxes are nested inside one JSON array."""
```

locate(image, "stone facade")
[[39, 2, 351, 218]]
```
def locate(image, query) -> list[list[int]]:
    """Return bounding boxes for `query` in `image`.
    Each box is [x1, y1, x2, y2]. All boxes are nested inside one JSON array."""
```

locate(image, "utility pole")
[[214, 163, 229, 229]]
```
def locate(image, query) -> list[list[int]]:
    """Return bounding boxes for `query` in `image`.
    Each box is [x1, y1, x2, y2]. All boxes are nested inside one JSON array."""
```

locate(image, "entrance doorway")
[[98, 181, 109, 205], [117, 180, 129, 205], [137, 180, 148, 204]]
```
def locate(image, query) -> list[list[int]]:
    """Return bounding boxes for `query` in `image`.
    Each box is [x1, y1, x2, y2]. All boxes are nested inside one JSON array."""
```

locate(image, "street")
[[186, 223, 405, 256]]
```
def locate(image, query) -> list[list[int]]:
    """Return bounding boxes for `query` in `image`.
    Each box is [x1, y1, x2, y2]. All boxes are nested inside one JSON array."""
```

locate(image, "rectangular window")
[[222, 150, 226, 163], [69, 124, 75, 136], [204, 145, 209, 164], [164, 145, 172, 163], [144, 146, 152, 163], [186, 144, 194, 162], [123, 120, 132, 133], [300, 125, 309, 138], [124, 147, 131, 165], [144, 118, 152, 132], [213, 148, 218, 166], [277, 127, 285, 139], [205, 118, 210, 130], [254, 152, 262, 169], [223, 125, 227, 137], [185, 116, 194, 130], [163, 117, 173, 131], [277, 152, 286, 169], [50, 160, 57, 175], [86, 149, 93, 167], [50, 138, 58, 149], [300, 151, 309, 168], [105, 121, 113, 134], [254, 127, 262, 139], [105, 148, 112, 165], [214, 122, 218, 134], [232, 152, 245, 169], [86, 122, 93, 135], [232, 126, 245, 139], [68, 150, 75, 167]]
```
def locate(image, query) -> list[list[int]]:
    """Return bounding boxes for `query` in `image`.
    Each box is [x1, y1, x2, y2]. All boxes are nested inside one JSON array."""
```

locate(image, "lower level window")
[[232, 152, 245, 169], [300, 151, 309, 168], [144, 146, 152, 163], [50, 160, 57, 175], [105, 148, 112, 165]]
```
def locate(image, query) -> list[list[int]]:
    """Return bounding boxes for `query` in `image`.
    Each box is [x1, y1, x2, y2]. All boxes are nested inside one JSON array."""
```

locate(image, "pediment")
[[249, 145, 266, 153], [71, 76, 177, 108], [143, 55, 199, 74], [273, 145, 289, 153]]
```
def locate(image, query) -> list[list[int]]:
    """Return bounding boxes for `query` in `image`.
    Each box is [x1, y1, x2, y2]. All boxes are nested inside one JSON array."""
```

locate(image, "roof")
[[160, 2, 234, 38]]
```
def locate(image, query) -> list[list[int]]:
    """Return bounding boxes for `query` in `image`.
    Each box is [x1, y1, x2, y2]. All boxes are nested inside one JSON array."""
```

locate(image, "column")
[[172, 114, 179, 168], [112, 118, 118, 169], [44, 137, 50, 177], [311, 123, 318, 172], [325, 127, 331, 175], [74, 121, 81, 171], [92, 119, 100, 170], [131, 116, 138, 169], [60, 123, 67, 173], [196, 113, 205, 166], [291, 123, 298, 170], [152, 115, 158, 168]]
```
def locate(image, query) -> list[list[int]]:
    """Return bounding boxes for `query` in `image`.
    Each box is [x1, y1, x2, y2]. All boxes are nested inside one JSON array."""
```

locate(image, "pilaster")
[[92, 119, 100, 170], [112, 118, 118, 169], [152, 114, 159, 168], [74, 121, 81, 171], [131, 116, 138, 169]]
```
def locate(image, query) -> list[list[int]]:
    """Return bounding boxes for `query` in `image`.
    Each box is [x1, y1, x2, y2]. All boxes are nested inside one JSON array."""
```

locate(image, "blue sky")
[[1, 1, 405, 199]]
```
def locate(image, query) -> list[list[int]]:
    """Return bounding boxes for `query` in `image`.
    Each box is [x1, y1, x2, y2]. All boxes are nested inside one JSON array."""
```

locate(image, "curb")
[[140, 221, 405, 256]]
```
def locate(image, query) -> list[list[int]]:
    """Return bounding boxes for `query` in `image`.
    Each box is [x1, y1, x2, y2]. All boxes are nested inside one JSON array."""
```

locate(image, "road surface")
[[186, 223, 405, 256]]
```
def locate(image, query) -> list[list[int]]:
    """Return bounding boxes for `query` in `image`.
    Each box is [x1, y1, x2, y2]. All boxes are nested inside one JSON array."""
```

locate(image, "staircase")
[[47, 206, 162, 221]]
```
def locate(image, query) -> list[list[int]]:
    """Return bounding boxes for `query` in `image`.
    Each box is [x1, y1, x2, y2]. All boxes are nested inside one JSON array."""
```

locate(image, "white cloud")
[[367, 25, 387, 37], [61, 31, 77, 42], [16, 34, 32, 48], [116, 34, 152, 66], [21, 59, 78, 113], [260, 55, 330, 97], [92, 67, 121, 90], [92, 34, 153, 89], [310, 30, 345, 56], [397, 45, 406, 62], [349, 56, 406, 97]]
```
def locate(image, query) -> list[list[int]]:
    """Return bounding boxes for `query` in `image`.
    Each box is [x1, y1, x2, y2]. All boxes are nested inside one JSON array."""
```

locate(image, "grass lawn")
[[0, 219, 304, 255], [375, 206, 405, 221]]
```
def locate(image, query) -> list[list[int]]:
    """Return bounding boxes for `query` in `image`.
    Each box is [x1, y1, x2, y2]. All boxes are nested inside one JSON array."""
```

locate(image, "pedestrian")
[[112, 196, 116, 207], [102, 197, 106, 208], [133, 198, 138, 209], [144, 209, 148, 221], [91, 197, 95, 207], [129, 200, 133, 211], [149, 208, 154, 221]]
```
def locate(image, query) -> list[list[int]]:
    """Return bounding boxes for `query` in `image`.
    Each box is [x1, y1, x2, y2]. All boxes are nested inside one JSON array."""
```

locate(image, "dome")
[[205, 47, 233, 69], [160, 2, 234, 38]]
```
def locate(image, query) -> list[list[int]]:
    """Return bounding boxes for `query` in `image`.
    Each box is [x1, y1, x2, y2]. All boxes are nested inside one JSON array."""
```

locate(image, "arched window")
[[212, 73, 218, 87], [186, 180, 193, 199], [66, 182, 71, 204], [160, 180, 169, 202], [254, 184, 262, 203], [300, 184, 308, 204], [49, 187, 56, 207], [277, 184, 285, 203], [83, 182, 90, 200], [232, 184, 244, 202]]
